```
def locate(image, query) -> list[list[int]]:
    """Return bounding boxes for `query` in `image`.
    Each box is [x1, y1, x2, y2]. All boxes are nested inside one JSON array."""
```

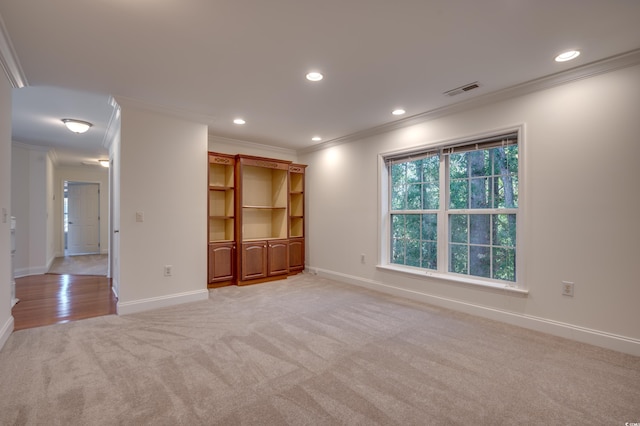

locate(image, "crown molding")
[[112, 95, 215, 126], [298, 48, 640, 155], [12, 140, 51, 152], [208, 134, 297, 157], [0, 13, 27, 88]]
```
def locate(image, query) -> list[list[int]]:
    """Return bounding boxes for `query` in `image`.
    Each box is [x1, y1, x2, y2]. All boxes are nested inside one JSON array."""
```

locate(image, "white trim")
[[0, 14, 27, 88], [379, 124, 525, 288], [299, 49, 640, 155], [14, 265, 49, 278], [208, 134, 298, 157], [0, 316, 14, 351], [102, 97, 121, 150], [311, 266, 640, 357], [376, 264, 528, 295], [117, 289, 209, 315]]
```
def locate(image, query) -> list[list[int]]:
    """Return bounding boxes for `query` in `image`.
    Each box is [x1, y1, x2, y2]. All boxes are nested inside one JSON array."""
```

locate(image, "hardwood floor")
[[12, 274, 117, 331]]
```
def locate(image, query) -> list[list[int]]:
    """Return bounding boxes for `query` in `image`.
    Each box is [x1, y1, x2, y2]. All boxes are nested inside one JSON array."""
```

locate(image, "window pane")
[[450, 244, 467, 274], [422, 182, 439, 209], [494, 174, 518, 208], [391, 238, 405, 264], [407, 183, 422, 209], [469, 214, 490, 245], [422, 241, 437, 269], [391, 163, 406, 210], [422, 155, 439, 182], [449, 214, 468, 243], [449, 179, 468, 209], [406, 215, 420, 240], [391, 215, 406, 242], [470, 245, 491, 278], [493, 214, 516, 247], [387, 134, 518, 284], [469, 151, 490, 177], [493, 247, 516, 281], [449, 154, 467, 179], [492, 145, 519, 174], [406, 240, 420, 267], [421, 214, 437, 241], [406, 160, 421, 183], [470, 177, 490, 208]]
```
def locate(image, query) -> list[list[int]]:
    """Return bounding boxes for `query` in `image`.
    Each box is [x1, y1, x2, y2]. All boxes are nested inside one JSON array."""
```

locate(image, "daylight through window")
[[386, 132, 519, 284]]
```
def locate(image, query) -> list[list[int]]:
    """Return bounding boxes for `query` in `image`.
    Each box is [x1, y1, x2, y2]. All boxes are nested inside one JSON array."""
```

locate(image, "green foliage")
[[391, 143, 518, 282], [391, 213, 437, 270], [390, 155, 439, 211]]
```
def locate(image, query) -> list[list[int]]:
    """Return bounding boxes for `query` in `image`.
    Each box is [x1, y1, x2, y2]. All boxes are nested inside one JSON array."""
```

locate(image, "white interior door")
[[67, 182, 100, 255]]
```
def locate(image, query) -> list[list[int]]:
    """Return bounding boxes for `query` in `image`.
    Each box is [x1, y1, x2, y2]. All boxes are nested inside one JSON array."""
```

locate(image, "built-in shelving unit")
[[207, 153, 307, 287], [207, 153, 236, 286], [288, 164, 306, 274]]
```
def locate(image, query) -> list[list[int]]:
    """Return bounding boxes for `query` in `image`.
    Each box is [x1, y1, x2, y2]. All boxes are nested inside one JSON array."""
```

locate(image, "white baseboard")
[[14, 266, 49, 278], [117, 289, 209, 315], [312, 267, 640, 357], [0, 315, 14, 351]]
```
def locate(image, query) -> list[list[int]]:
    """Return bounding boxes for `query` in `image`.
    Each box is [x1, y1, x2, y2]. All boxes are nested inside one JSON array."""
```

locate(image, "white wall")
[[0, 69, 14, 350], [116, 104, 208, 314], [300, 63, 640, 355], [11, 143, 52, 276], [53, 165, 109, 257]]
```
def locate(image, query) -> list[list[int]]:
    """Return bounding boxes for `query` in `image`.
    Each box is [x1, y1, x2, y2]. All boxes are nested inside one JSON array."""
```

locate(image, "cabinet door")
[[208, 243, 235, 283], [268, 240, 289, 276], [241, 241, 268, 280], [288, 238, 304, 272]]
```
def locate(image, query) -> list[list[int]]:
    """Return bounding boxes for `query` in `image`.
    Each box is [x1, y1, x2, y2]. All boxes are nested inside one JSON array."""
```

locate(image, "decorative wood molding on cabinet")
[[207, 152, 307, 287]]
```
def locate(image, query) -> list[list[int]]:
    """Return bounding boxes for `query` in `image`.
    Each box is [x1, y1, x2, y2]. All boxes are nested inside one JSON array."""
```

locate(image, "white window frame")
[[377, 125, 527, 294]]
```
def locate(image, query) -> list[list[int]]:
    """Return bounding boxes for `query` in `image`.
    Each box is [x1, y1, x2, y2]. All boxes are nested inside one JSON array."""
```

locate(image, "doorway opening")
[[64, 181, 101, 255]]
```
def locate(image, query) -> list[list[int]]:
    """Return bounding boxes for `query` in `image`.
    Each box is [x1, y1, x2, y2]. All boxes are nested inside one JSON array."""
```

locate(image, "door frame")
[[62, 180, 102, 256]]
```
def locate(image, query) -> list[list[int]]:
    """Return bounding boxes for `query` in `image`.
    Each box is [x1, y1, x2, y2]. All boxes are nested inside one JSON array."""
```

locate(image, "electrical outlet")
[[136, 211, 144, 222], [360, 253, 366, 264], [562, 281, 574, 297], [164, 265, 172, 277]]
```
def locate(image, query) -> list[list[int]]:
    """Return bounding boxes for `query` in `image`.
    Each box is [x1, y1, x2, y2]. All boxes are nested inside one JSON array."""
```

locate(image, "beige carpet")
[[1, 274, 638, 425], [48, 254, 108, 276]]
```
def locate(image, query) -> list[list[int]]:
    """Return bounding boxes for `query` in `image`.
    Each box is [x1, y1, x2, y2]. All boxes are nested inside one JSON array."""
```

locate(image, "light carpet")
[[1, 274, 638, 425], [47, 254, 108, 276]]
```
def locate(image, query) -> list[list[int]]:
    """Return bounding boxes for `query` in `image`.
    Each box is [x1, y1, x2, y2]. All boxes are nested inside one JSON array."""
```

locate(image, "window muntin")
[[387, 133, 519, 285]]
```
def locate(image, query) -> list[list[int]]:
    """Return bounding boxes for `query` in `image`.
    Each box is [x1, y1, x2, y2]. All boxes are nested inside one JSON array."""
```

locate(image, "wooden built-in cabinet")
[[288, 164, 306, 274], [207, 153, 307, 287], [208, 153, 236, 287]]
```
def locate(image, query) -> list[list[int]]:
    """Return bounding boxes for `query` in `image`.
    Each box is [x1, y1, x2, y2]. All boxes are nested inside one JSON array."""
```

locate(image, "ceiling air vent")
[[444, 81, 480, 97]]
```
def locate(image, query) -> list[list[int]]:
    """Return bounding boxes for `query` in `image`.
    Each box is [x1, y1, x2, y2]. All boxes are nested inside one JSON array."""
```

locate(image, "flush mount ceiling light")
[[233, 118, 246, 125], [62, 118, 92, 134], [311, 136, 322, 142], [555, 50, 581, 62], [306, 71, 323, 82], [99, 160, 109, 168], [392, 109, 406, 116]]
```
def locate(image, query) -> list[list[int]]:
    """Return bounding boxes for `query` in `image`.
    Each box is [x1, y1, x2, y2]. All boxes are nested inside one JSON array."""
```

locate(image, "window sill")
[[376, 264, 529, 296]]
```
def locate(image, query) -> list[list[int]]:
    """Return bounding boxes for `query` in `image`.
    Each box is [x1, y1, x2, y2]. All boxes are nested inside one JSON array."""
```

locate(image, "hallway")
[[12, 274, 117, 331]]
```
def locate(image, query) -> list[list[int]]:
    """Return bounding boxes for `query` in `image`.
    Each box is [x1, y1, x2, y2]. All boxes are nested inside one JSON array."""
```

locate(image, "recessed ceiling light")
[[392, 109, 406, 116], [233, 118, 246, 125], [62, 118, 92, 134], [311, 136, 322, 142], [306, 72, 323, 82], [555, 50, 580, 62]]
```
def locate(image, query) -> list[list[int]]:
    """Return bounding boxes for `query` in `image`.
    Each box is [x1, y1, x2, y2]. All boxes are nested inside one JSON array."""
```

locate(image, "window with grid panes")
[[387, 132, 519, 284]]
